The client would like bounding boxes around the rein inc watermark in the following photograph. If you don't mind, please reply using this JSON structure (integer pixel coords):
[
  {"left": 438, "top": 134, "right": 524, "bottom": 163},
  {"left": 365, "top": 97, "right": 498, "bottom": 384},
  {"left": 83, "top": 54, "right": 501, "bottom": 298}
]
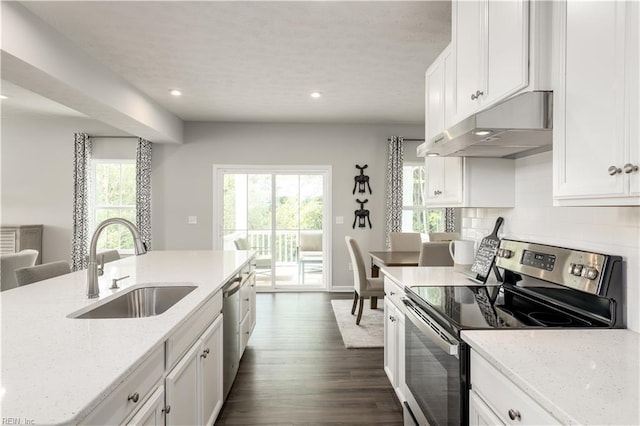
[{"left": 2, "top": 418, "right": 35, "bottom": 425}]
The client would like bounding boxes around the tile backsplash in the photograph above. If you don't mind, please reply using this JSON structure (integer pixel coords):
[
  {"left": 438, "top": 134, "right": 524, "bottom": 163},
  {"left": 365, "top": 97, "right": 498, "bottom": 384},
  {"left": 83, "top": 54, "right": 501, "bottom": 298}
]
[{"left": 460, "top": 152, "right": 640, "bottom": 332}]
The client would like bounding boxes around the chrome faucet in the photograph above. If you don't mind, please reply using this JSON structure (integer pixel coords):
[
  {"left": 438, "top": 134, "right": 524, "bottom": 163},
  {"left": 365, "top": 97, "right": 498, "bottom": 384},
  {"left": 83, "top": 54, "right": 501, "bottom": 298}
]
[{"left": 87, "top": 218, "right": 147, "bottom": 298}]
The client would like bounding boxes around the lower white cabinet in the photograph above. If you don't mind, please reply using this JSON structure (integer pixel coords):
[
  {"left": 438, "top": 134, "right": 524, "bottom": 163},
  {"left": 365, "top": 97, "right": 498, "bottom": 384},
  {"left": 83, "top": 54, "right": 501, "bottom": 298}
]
[
  {"left": 470, "top": 349, "right": 559, "bottom": 425},
  {"left": 239, "top": 270, "right": 256, "bottom": 357},
  {"left": 383, "top": 277, "right": 405, "bottom": 401},
  {"left": 166, "top": 314, "right": 223, "bottom": 426},
  {"left": 469, "top": 389, "right": 504, "bottom": 426},
  {"left": 126, "top": 386, "right": 166, "bottom": 426}
]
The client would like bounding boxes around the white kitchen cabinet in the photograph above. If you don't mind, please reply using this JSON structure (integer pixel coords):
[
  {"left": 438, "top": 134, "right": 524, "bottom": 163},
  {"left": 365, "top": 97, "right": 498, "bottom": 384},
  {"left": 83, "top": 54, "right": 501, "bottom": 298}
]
[
  {"left": 126, "top": 386, "right": 166, "bottom": 426},
  {"left": 239, "top": 270, "right": 256, "bottom": 357},
  {"left": 553, "top": 0, "right": 640, "bottom": 206},
  {"left": 200, "top": 315, "right": 224, "bottom": 425},
  {"left": 166, "top": 314, "right": 224, "bottom": 426},
  {"left": 81, "top": 346, "right": 164, "bottom": 425},
  {"left": 425, "top": 44, "right": 454, "bottom": 142},
  {"left": 383, "top": 298, "right": 398, "bottom": 387},
  {"left": 470, "top": 349, "right": 559, "bottom": 425},
  {"left": 424, "top": 156, "right": 515, "bottom": 208},
  {"left": 452, "top": 0, "right": 530, "bottom": 123},
  {"left": 383, "top": 277, "right": 405, "bottom": 402},
  {"left": 469, "top": 390, "right": 504, "bottom": 426}
]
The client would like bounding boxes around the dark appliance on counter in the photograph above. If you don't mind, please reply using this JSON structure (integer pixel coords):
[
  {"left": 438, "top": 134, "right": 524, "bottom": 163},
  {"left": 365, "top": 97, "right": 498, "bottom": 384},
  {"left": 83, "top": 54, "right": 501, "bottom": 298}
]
[{"left": 402, "top": 239, "right": 624, "bottom": 426}]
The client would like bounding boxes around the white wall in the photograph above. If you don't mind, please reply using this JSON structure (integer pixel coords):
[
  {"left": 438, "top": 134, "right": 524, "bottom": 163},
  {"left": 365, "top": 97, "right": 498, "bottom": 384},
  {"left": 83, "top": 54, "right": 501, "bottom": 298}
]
[
  {"left": 152, "top": 122, "right": 424, "bottom": 289},
  {"left": 1, "top": 114, "right": 131, "bottom": 263},
  {"left": 460, "top": 151, "right": 640, "bottom": 332}
]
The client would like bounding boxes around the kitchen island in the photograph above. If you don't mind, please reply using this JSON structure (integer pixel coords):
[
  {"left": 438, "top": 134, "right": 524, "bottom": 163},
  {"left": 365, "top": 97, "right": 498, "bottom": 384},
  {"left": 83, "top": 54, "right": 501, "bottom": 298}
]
[{"left": 0, "top": 250, "right": 254, "bottom": 425}]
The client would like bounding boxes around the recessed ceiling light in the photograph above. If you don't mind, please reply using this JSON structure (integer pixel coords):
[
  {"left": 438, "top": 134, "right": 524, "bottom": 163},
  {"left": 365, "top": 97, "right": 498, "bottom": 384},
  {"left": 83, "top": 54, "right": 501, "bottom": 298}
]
[
  {"left": 473, "top": 130, "right": 493, "bottom": 136},
  {"left": 169, "top": 89, "right": 182, "bottom": 97},
  {"left": 0, "top": 95, "right": 8, "bottom": 100},
  {"left": 426, "top": 153, "right": 440, "bottom": 157},
  {"left": 310, "top": 92, "right": 322, "bottom": 98}
]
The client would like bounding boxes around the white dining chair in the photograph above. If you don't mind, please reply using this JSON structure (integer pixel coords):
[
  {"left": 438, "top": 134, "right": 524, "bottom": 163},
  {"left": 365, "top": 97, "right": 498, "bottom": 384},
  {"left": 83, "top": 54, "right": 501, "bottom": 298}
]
[
  {"left": 418, "top": 242, "right": 454, "bottom": 267},
  {"left": 389, "top": 232, "right": 422, "bottom": 251},
  {"left": 345, "top": 236, "right": 384, "bottom": 325},
  {"left": 1, "top": 249, "right": 39, "bottom": 291}
]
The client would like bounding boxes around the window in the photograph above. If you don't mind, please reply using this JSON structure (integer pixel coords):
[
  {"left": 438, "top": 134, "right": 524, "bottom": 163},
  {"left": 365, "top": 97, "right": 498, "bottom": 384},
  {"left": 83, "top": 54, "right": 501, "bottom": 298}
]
[
  {"left": 91, "top": 160, "right": 136, "bottom": 253},
  {"left": 402, "top": 163, "right": 445, "bottom": 233}
]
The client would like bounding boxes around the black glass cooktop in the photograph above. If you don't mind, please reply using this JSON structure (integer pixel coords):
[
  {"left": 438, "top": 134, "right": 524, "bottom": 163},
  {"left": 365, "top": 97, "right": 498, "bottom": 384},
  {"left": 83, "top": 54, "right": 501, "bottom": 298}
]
[{"left": 405, "top": 283, "right": 609, "bottom": 336}]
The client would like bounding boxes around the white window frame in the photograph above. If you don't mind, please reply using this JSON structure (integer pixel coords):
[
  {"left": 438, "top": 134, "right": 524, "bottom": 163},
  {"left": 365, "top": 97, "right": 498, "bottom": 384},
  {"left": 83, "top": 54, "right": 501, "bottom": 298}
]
[{"left": 90, "top": 159, "right": 136, "bottom": 254}]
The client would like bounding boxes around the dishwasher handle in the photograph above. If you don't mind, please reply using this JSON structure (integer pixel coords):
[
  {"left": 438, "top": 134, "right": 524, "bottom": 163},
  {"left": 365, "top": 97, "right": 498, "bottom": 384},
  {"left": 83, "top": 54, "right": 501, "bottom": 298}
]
[{"left": 223, "top": 277, "right": 242, "bottom": 297}]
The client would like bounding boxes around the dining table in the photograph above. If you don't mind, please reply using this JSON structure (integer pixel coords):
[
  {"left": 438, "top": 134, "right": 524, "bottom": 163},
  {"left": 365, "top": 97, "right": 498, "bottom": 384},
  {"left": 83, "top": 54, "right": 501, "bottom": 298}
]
[{"left": 368, "top": 251, "right": 419, "bottom": 278}]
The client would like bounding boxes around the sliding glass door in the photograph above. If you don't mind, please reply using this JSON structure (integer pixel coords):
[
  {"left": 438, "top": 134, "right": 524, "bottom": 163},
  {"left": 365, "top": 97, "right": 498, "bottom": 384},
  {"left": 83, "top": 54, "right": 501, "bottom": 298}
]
[{"left": 214, "top": 165, "right": 330, "bottom": 290}]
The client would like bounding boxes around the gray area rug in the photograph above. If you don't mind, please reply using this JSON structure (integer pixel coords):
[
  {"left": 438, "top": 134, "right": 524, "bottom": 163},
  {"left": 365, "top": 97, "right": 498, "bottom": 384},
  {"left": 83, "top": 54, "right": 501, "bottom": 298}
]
[{"left": 331, "top": 299, "right": 384, "bottom": 348}]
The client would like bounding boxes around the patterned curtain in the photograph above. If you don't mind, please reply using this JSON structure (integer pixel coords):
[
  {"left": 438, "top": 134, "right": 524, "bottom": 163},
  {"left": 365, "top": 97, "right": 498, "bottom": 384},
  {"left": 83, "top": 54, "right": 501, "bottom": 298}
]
[
  {"left": 385, "top": 136, "right": 404, "bottom": 248},
  {"left": 445, "top": 208, "right": 456, "bottom": 232},
  {"left": 136, "top": 138, "right": 152, "bottom": 251},
  {"left": 71, "top": 133, "right": 92, "bottom": 271}
]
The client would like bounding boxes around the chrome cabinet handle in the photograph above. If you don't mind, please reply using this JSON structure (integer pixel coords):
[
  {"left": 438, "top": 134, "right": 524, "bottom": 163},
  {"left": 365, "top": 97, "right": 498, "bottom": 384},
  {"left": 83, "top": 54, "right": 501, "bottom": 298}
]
[
  {"left": 389, "top": 315, "right": 396, "bottom": 322},
  {"left": 390, "top": 291, "right": 395, "bottom": 296},
  {"left": 608, "top": 165, "right": 622, "bottom": 175},
  {"left": 162, "top": 405, "right": 171, "bottom": 414},
  {"left": 508, "top": 409, "right": 521, "bottom": 421},
  {"left": 623, "top": 163, "right": 639, "bottom": 174},
  {"left": 470, "top": 90, "right": 484, "bottom": 100},
  {"left": 434, "top": 190, "right": 443, "bottom": 196},
  {"left": 127, "top": 392, "right": 139, "bottom": 403},
  {"left": 201, "top": 347, "right": 210, "bottom": 358}
]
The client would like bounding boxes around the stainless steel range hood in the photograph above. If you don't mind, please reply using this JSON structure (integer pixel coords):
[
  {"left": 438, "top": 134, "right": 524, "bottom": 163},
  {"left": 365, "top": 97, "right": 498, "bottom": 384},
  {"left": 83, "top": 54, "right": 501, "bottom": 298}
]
[{"left": 423, "top": 91, "right": 553, "bottom": 158}]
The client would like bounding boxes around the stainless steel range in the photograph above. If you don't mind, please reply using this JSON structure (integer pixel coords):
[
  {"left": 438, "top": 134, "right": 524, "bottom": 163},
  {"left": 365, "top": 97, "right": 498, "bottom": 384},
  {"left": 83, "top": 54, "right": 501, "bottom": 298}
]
[{"left": 402, "top": 239, "right": 625, "bottom": 426}]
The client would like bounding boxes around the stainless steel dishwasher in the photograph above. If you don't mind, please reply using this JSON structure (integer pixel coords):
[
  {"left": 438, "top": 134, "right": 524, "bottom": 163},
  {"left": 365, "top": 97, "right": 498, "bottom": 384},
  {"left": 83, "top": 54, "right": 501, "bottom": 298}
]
[{"left": 222, "top": 274, "right": 242, "bottom": 398}]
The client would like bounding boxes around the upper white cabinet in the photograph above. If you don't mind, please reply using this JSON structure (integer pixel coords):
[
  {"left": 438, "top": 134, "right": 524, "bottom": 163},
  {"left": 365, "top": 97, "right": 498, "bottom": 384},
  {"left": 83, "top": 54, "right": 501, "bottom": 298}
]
[
  {"left": 453, "top": 0, "right": 530, "bottom": 123},
  {"left": 553, "top": 0, "right": 640, "bottom": 206},
  {"left": 425, "top": 44, "right": 454, "bottom": 141},
  {"left": 424, "top": 157, "right": 515, "bottom": 208}
]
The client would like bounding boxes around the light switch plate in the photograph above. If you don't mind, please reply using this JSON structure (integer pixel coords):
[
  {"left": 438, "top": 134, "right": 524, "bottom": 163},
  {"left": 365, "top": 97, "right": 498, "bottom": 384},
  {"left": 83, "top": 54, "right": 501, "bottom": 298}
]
[
  {"left": 335, "top": 216, "right": 344, "bottom": 225},
  {"left": 188, "top": 216, "right": 197, "bottom": 225}
]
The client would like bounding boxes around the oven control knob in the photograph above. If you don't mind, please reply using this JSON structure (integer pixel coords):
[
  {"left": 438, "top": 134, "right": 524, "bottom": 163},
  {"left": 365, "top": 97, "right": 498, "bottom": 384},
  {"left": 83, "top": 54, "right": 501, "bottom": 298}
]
[
  {"left": 583, "top": 267, "right": 599, "bottom": 280},
  {"left": 569, "top": 263, "right": 584, "bottom": 276}
]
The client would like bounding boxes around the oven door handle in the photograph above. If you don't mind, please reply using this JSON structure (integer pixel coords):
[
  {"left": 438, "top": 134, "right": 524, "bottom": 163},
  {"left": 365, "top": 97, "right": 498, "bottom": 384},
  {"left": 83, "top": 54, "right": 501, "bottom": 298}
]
[{"left": 403, "top": 299, "right": 459, "bottom": 357}]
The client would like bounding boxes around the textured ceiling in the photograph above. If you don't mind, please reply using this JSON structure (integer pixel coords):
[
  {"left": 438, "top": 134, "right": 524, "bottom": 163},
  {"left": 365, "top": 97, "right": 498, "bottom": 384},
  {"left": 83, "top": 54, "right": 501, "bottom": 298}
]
[{"left": 18, "top": 1, "right": 451, "bottom": 124}]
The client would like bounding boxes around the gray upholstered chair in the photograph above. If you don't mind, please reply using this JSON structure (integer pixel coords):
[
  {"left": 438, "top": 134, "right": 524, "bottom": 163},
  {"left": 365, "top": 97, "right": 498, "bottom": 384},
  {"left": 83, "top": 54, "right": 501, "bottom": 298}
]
[
  {"left": 1, "top": 249, "right": 39, "bottom": 291},
  {"left": 418, "top": 242, "right": 454, "bottom": 267},
  {"left": 298, "top": 231, "right": 323, "bottom": 283},
  {"left": 234, "top": 237, "right": 271, "bottom": 272},
  {"left": 15, "top": 260, "right": 71, "bottom": 287},
  {"left": 428, "top": 232, "right": 461, "bottom": 242},
  {"left": 388, "top": 232, "right": 422, "bottom": 251},
  {"left": 345, "top": 236, "right": 384, "bottom": 325}
]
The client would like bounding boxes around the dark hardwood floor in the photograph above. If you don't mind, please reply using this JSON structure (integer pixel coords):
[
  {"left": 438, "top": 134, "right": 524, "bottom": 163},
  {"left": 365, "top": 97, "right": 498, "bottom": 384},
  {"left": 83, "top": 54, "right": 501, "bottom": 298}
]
[{"left": 215, "top": 292, "right": 404, "bottom": 425}]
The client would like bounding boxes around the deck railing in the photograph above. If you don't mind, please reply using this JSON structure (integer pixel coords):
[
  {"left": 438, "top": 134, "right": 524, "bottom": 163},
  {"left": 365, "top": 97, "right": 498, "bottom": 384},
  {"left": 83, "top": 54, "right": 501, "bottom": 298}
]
[{"left": 225, "top": 230, "right": 322, "bottom": 264}]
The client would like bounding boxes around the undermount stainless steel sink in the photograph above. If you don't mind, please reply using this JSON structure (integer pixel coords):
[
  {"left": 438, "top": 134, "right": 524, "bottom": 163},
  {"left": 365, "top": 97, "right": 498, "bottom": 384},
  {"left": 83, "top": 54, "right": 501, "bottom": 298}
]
[{"left": 70, "top": 284, "right": 197, "bottom": 319}]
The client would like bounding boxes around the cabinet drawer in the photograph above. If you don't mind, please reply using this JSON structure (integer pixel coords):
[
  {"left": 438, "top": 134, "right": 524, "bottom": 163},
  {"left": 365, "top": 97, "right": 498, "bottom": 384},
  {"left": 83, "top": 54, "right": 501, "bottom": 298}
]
[
  {"left": 166, "top": 291, "right": 222, "bottom": 370},
  {"left": 81, "top": 345, "right": 164, "bottom": 425},
  {"left": 240, "top": 281, "right": 252, "bottom": 321},
  {"left": 471, "top": 350, "right": 559, "bottom": 425},
  {"left": 384, "top": 277, "right": 404, "bottom": 311}
]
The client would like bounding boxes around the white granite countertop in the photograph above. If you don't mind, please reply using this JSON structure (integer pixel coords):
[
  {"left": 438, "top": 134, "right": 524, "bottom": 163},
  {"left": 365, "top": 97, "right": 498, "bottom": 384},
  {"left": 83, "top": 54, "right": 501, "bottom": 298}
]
[
  {"left": 0, "top": 250, "right": 253, "bottom": 425},
  {"left": 462, "top": 329, "right": 640, "bottom": 425},
  {"left": 381, "top": 265, "right": 501, "bottom": 288}
]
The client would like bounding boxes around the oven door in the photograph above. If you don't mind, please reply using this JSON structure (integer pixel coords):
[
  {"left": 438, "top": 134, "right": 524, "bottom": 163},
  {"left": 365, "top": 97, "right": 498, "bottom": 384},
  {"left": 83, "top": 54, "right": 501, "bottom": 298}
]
[{"left": 402, "top": 297, "right": 467, "bottom": 426}]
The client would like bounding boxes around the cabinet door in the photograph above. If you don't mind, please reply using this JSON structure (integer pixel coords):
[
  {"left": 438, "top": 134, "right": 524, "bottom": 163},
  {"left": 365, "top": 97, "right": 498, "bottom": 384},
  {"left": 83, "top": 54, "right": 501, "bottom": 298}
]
[
  {"left": 166, "top": 342, "right": 200, "bottom": 426},
  {"left": 396, "top": 310, "right": 406, "bottom": 401},
  {"left": 485, "top": 0, "right": 528, "bottom": 106},
  {"left": 554, "top": 1, "right": 627, "bottom": 199},
  {"left": 469, "top": 390, "right": 504, "bottom": 426},
  {"left": 628, "top": 0, "right": 640, "bottom": 197},
  {"left": 383, "top": 299, "right": 398, "bottom": 387},
  {"left": 426, "top": 60, "right": 445, "bottom": 141},
  {"left": 426, "top": 157, "right": 463, "bottom": 206},
  {"left": 454, "top": 0, "right": 483, "bottom": 121},
  {"left": 200, "top": 316, "right": 224, "bottom": 426},
  {"left": 127, "top": 386, "right": 165, "bottom": 426}
]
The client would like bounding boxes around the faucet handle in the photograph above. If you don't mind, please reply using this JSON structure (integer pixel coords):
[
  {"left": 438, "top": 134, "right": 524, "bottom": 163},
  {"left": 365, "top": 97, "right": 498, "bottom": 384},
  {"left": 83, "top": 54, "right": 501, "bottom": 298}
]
[
  {"left": 110, "top": 275, "right": 130, "bottom": 290},
  {"left": 97, "top": 253, "right": 105, "bottom": 276}
]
